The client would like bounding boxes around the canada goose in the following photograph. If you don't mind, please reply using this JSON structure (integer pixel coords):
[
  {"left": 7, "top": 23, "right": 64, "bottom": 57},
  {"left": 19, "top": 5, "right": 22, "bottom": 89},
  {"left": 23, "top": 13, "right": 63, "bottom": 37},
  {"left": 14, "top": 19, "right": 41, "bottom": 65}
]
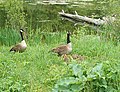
[
  {"left": 10, "top": 29, "right": 27, "bottom": 52},
  {"left": 51, "top": 32, "right": 72, "bottom": 56}
]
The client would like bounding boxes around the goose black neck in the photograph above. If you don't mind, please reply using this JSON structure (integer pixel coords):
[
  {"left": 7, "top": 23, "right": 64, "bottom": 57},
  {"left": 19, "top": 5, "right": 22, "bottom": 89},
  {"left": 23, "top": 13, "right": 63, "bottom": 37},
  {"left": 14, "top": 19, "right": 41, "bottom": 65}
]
[
  {"left": 20, "top": 31, "right": 24, "bottom": 41},
  {"left": 67, "top": 33, "right": 70, "bottom": 44}
]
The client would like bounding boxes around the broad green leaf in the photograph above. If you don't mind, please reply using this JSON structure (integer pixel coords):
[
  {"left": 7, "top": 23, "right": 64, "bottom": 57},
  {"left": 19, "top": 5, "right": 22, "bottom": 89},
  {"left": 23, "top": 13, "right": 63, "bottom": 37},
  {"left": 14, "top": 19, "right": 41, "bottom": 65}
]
[
  {"left": 91, "top": 63, "right": 103, "bottom": 73},
  {"left": 69, "top": 64, "right": 84, "bottom": 80},
  {"left": 70, "top": 84, "right": 85, "bottom": 91},
  {"left": 87, "top": 63, "right": 103, "bottom": 80},
  {"left": 56, "top": 77, "right": 79, "bottom": 86}
]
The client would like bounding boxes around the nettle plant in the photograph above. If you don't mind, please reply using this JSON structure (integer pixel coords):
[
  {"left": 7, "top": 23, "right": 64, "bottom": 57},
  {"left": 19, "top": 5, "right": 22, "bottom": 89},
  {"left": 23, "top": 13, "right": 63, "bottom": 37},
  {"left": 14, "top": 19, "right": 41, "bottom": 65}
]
[{"left": 52, "top": 61, "right": 119, "bottom": 92}]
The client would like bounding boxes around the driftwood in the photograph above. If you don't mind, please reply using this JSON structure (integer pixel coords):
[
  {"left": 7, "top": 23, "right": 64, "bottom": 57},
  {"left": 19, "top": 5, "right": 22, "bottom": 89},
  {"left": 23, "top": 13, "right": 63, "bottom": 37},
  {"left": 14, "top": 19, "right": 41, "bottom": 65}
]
[
  {"left": 42, "top": 0, "right": 68, "bottom": 5},
  {"left": 58, "top": 10, "right": 116, "bottom": 26}
]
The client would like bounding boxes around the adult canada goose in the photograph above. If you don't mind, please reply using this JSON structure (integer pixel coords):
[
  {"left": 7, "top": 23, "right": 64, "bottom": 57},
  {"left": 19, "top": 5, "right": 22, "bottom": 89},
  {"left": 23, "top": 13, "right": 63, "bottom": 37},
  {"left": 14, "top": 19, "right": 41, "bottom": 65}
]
[
  {"left": 10, "top": 29, "right": 27, "bottom": 52},
  {"left": 51, "top": 32, "right": 72, "bottom": 56}
]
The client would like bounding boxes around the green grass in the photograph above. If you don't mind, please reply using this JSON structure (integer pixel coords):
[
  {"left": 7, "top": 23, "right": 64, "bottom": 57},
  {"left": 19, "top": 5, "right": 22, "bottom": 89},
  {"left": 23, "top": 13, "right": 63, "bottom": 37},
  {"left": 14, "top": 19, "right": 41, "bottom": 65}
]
[
  {"left": 0, "top": 30, "right": 120, "bottom": 92},
  {"left": 0, "top": 28, "right": 21, "bottom": 46}
]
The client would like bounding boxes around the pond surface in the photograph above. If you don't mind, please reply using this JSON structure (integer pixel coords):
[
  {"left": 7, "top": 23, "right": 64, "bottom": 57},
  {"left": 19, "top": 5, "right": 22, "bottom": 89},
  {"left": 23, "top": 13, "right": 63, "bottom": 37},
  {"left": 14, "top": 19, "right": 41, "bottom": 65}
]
[{"left": 0, "top": 1, "right": 108, "bottom": 31}]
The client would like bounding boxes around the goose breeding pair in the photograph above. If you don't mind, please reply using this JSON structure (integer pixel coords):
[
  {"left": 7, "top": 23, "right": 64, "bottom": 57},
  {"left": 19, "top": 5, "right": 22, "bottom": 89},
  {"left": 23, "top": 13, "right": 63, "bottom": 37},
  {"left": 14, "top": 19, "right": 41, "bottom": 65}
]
[{"left": 10, "top": 29, "right": 72, "bottom": 56}]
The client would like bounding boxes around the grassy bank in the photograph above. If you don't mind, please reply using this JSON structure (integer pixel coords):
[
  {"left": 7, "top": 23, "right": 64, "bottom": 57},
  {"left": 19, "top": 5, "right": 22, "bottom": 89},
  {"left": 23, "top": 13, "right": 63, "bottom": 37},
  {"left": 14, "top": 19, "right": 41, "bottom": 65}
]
[{"left": 0, "top": 29, "right": 120, "bottom": 91}]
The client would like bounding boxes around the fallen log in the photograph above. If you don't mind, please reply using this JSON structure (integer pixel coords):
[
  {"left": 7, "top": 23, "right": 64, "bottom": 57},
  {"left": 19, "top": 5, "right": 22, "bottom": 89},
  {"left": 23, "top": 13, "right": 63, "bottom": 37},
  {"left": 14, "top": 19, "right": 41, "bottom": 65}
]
[{"left": 58, "top": 10, "right": 116, "bottom": 26}]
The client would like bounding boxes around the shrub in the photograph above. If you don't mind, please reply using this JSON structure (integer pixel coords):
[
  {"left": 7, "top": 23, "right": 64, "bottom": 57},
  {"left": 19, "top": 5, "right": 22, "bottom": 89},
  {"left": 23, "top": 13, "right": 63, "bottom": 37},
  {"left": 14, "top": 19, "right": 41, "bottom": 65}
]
[{"left": 4, "top": 0, "right": 26, "bottom": 30}]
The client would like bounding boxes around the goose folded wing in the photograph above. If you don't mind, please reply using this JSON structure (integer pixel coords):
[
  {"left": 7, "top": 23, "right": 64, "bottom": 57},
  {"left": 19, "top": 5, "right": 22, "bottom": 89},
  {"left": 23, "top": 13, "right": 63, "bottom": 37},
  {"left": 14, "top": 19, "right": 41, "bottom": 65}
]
[{"left": 10, "top": 44, "right": 23, "bottom": 52}]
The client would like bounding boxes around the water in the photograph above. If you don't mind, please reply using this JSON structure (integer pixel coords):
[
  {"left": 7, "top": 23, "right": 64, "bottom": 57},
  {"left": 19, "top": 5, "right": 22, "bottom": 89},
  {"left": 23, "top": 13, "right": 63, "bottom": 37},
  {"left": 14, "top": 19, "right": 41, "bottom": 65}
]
[{"left": 0, "top": 1, "right": 107, "bottom": 31}]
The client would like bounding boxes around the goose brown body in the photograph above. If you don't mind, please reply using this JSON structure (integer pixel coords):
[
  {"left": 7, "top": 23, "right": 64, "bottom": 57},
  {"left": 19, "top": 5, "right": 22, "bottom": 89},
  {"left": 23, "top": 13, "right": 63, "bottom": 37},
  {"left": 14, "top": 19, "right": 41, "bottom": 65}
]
[
  {"left": 51, "top": 32, "right": 72, "bottom": 56},
  {"left": 10, "top": 29, "right": 27, "bottom": 52}
]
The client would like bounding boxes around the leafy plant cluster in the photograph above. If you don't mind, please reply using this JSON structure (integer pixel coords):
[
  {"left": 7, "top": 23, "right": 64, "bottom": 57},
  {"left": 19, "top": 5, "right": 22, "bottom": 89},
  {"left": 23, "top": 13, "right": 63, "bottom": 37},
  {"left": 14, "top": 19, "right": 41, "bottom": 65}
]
[
  {"left": 53, "top": 61, "right": 120, "bottom": 92},
  {"left": 93, "top": 0, "right": 120, "bottom": 44},
  {"left": 0, "top": 54, "right": 29, "bottom": 92},
  {"left": 4, "top": 0, "right": 26, "bottom": 30}
]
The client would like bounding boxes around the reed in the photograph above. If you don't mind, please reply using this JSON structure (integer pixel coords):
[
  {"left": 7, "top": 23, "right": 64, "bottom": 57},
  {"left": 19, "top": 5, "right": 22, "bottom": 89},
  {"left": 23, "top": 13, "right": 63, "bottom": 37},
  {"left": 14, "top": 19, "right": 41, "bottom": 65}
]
[{"left": 0, "top": 28, "right": 20, "bottom": 46}]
